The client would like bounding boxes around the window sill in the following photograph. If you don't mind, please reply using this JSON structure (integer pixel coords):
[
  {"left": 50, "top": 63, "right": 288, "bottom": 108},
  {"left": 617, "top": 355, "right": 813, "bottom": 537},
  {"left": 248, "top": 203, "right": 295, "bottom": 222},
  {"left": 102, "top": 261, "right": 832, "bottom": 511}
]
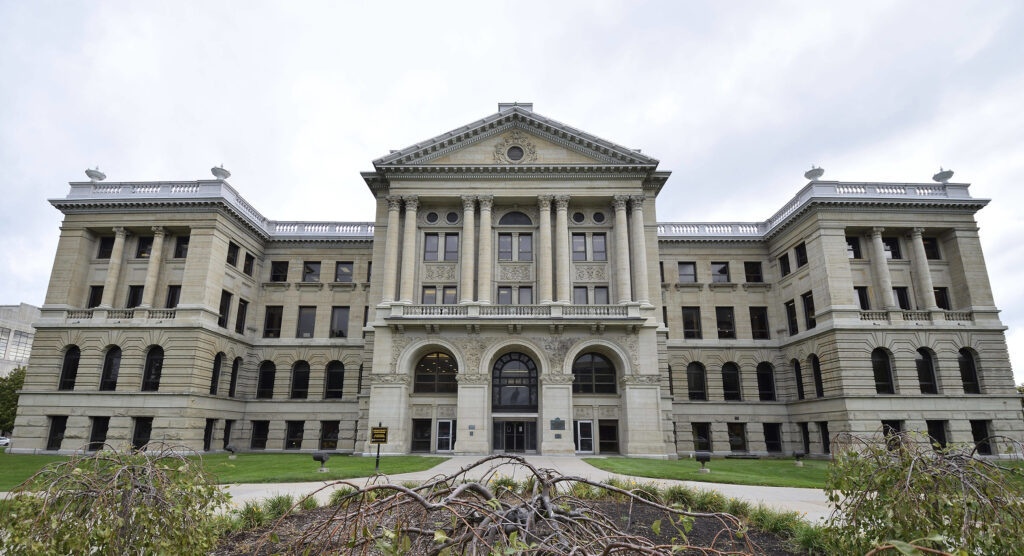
[
  {"left": 261, "top": 282, "right": 291, "bottom": 291},
  {"left": 673, "top": 282, "right": 704, "bottom": 290},
  {"left": 708, "top": 282, "right": 738, "bottom": 291},
  {"left": 328, "top": 282, "right": 358, "bottom": 292},
  {"left": 295, "top": 282, "right": 324, "bottom": 291},
  {"left": 741, "top": 283, "right": 772, "bottom": 292}
]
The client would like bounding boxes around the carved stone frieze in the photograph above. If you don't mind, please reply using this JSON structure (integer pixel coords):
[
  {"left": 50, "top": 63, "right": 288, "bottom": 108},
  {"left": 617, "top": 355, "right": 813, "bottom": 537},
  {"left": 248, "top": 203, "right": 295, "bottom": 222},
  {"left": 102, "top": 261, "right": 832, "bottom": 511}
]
[
  {"left": 438, "top": 405, "right": 457, "bottom": 418},
  {"left": 613, "top": 334, "right": 641, "bottom": 369},
  {"left": 541, "top": 373, "right": 574, "bottom": 385},
  {"left": 573, "top": 263, "right": 607, "bottom": 282},
  {"left": 451, "top": 336, "right": 488, "bottom": 372},
  {"left": 493, "top": 130, "right": 538, "bottom": 164},
  {"left": 371, "top": 374, "right": 411, "bottom": 385},
  {"left": 411, "top": 405, "right": 432, "bottom": 418},
  {"left": 620, "top": 374, "right": 660, "bottom": 385},
  {"left": 423, "top": 263, "right": 457, "bottom": 282},
  {"left": 541, "top": 337, "right": 575, "bottom": 367},
  {"left": 498, "top": 263, "right": 533, "bottom": 281},
  {"left": 456, "top": 373, "right": 489, "bottom": 384}
]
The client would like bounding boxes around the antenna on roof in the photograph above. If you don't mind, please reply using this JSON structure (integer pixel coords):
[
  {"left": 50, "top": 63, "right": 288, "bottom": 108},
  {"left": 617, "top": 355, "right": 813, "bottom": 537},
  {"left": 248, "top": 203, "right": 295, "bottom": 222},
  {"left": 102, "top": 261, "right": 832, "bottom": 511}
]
[
  {"left": 804, "top": 165, "right": 825, "bottom": 181},
  {"left": 85, "top": 167, "right": 106, "bottom": 182},
  {"left": 932, "top": 167, "right": 954, "bottom": 183},
  {"left": 211, "top": 164, "right": 231, "bottom": 180}
]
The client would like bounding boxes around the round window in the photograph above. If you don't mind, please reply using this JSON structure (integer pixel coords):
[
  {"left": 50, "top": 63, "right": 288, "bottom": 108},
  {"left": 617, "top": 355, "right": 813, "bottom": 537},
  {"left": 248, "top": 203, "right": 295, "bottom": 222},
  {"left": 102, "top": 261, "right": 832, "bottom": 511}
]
[
  {"left": 446, "top": 212, "right": 459, "bottom": 224},
  {"left": 593, "top": 212, "right": 606, "bottom": 223},
  {"left": 572, "top": 212, "right": 586, "bottom": 224},
  {"left": 425, "top": 212, "right": 439, "bottom": 224},
  {"left": 507, "top": 146, "right": 525, "bottom": 161}
]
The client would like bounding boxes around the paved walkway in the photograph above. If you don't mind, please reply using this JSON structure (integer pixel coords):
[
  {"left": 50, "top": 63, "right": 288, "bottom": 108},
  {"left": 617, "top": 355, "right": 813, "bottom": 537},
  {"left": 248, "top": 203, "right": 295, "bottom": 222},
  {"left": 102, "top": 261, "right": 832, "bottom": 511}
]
[{"left": 223, "top": 456, "right": 832, "bottom": 522}]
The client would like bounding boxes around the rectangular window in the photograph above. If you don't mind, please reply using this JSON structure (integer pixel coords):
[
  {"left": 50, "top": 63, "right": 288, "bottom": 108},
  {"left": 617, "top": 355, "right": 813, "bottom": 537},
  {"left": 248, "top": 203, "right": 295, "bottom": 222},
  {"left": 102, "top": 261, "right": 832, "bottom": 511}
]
[
  {"left": 573, "top": 286, "right": 588, "bottom": 305},
  {"left": 854, "top": 286, "right": 870, "bottom": 310},
  {"left": 366, "top": 261, "right": 372, "bottom": 281},
  {"left": 126, "top": 285, "right": 144, "bottom": 309},
  {"left": 778, "top": 253, "right": 791, "bottom": 277},
  {"left": 763, "top": 423, "right": 783, "bottom": 453},
  {"left": 443, "top": 233, "right": 459, "bottom": 261},
  {"left": 97, "top": 236, "right": 114, "bottom": 259},
  {"left": 572, "top": 233, "right": 587, "bottom": 261},
  {"left": 329, "top": 306, "right": 350, "bottom": 338},
  {"left": 284, "top": 421, "right": 304, "bottom": 450},
  {"left": 257, "top": 365, "right": 275, "bottom": 398},
  {"left": 223, "top": 420, "right": 234, "bottom": 450},
  {"left": 226, "top": 242, "right": 239, "bottom": 266},
  {"left": 801, "top": 291, "right": 816, "bottom": 329},
  {"left": 87, "top": 285, "right": 104, "bottom": 309},
  {"left": 819, "top": 422, "right": 830, "bottom": 454},
  {"left": 164, "top": 285, "right": 181, "bottom": 309},
  {"left": 132, "top": 417, "right": 153, "bottom": 450},
  {"left": 934, "top": 287, "right": 951, "bottom": 310},
  {"left": 678, "top": 262, "right": 697, "bottom": 283},
  {"left": 250, "top": 421, "right": 269, "bottom": 450},
  {"left": 727, "top": 423, "right": 747, "bottom": 452},
  {"left": 744, "top": 261, "right": 763, "bottom": 283},
  {"left": 687, "top": 364, "right": 707, "bottom": 400},
  {"left": 922, "top": 237, "right": 941, "bottom": 260},
  {"left": 217, "top": 290, "right": 232, "bottom": 328},
  {"left": 591, "top": 233, "right": 607, "bottom": 261},
  {"left": 302, "top": 261, "right": 321, "bottom": 282},
  {"left": 692, "top": 422, "right": 712, "bottom": 452},
  {"left": 785, "top": 300, "right": 799, "bottom": 335},
  {"left": 800, "top": 422, "right": 811, "bottom": 454},
  {"left": 794, "top": 242, "right": 808, "bottom": 267},
  {"left": 89, "top": 416, "right": 109, "bottom": 451},
  {"left": 269, "top": 261, "right": 288, "bottom": 282},
  {"left": 424, "top": 233, "right": 439, "bottom": 261},
  {"left": 893, "top": 287, "right": 911, "bottom": 310},
  {"left": 593, "top": 286, "right": 609, "bottom": 305},
  {"left": 926, "top": 420, "right": 948, "bottom": 450},
  {"left": 204, "top": 419, "right": 216, "bottom": 451},
  {"left": 263, "top": 306, "right": 283, "bottom": 338},
  {"left": 846, "top": 236, "right": 862, "bottom": 259},
  {"left": 749, "top": 307, "right": 770, "bottom": 339},
  {"left": 173, "top": 235, "right": 189, "bottom": 258},
  {"left": 711, "top": 262, "right": 730, "bottom": 283},
  {"left": 362, "top": 306, "right": 369, "bottom": 338},
  {"left": 498, "top": 233, "right": 513, "bottom": 260},
  {"left": 136, "top": 236, "right": 154, "bottom": 259},
  {"left": 519, "top": 287, "right": 534, "bottom": 305},
  {"left": 320, "top": 421, "right": 340, "bottom": 450},
  {"left": 442, "top": 286, "right": 457, "bottom": 304},
  {"left": 518, "top": 233, "right": 533, "bottom": 261},
  {"left": 296, "top": 306, "right": 316, "bottom": 338},
  {"left": 682, "top": 307, "right": 702, "bottom": 339},
  {"left": 883, "top": 237, "right": 902, "bottom": 259},
  {"left": 235, "top": 299, "right": 248, "bottom": 334},
  {"left": 659, "top": 262, "right": 665, "bottom": 282},
  {"left": 716, "top": 307, "right": 736, "bottom": 339},
  {"left": 882, "top": 420, "right": 903, "bottom": 450},
  {"left": 422, "top": 286, "right": 437, "bottom": 304},
  {"left": 970, "top": 420, "right": 992, "bottom": 455},
  {"left": 47, "top": 416, "right": 68, "bottom": 451},
  {"left": 243, "top": 253, "right": 255, "bottom": 276}
]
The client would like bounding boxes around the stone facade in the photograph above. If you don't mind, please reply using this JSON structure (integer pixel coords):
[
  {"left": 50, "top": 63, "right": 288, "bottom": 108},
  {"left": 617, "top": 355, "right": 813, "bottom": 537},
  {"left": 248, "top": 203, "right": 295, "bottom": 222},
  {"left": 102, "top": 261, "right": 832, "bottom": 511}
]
[
  {"left": 0, "top": 303, "right": 40, "bottom": 379},
  {"left": 10, "top": 103, "right": 1022, "bottom": 459}
]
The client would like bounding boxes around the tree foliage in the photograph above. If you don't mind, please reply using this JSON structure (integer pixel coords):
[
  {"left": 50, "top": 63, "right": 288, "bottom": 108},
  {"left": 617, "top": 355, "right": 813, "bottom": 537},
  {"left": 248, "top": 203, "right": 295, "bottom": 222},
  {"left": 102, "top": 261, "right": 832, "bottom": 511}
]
[{"left": 0, "top": 366, "right": 26, "bottom": 434}]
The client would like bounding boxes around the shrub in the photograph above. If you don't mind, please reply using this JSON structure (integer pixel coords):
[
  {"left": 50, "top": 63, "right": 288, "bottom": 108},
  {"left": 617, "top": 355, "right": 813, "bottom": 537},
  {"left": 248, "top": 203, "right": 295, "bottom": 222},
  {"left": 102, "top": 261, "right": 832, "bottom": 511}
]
[
  {"left": 299, "top": 494, "right": 320, "bottom": 511},
  {"left": 748, "top": 504, "right": 801, "bottom": 536},
  {"left": 235, "top": 500, "right": 268, "bottom": 529},
  {"left": 690, "top": 488, "right": 726, "bottom": 512},
  {"left": 723, "top": 497, "right": 752, "bottom": 519},
  {"left": 328, "top": 486, "right": 357, "bottom": 507},
  {"left": 0, "top": 444, "right": 228, "bottom": 555},
  {"left": 491, "top": 475, "right": 519, "bottom": 495},
  {"left": 262, "top": 494, "right": 294, "bottom": 520},
  {"left": 661, "top": 484, "right": 696, "bottom": 507}
]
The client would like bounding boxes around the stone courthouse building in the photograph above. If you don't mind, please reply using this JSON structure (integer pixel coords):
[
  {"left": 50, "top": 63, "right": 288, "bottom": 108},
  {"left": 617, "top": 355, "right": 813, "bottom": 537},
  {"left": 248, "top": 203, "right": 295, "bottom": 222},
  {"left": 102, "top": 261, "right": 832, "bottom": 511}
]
[{"left": 11, "top": 103, "right": 1022, "bottom": 458}]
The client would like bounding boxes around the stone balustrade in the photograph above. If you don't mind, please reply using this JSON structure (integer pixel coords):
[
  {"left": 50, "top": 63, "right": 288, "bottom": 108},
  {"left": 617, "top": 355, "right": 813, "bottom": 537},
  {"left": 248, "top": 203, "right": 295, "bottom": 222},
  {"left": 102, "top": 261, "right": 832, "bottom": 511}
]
[{"left": 387, "top": 304, "right": 639, "bottom": 319}]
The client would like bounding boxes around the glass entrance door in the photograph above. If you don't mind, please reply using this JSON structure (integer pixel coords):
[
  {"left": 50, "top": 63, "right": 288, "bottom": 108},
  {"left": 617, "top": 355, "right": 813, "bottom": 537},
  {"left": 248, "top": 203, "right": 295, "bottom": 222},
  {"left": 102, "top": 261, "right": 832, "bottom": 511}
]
[
  {"left": 504, "top": 421, "right": 525, "bottom": 452},
  {"left": 575, "top": 420, "right": 594, "bottom": 453},
  {"left": 436, "top": 419, "right": 455, "bottom": 452}
]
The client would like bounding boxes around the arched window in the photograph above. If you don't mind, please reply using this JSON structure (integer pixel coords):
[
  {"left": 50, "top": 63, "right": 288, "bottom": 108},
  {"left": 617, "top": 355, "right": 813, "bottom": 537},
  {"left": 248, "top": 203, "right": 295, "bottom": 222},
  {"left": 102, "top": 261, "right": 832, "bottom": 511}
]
[
  {"left": 228, "top": 357, "right": 241, "bottom": 398},
  {"left": 498, "top": 211, "right": 533, "bottom": 226},
  {"left": 256, "top": 361, "right": 276, "bottom": 399},
  {"left": 99, "top": 346, "right": 121, "bottom": 391},
  {"left": 792, "top": 359, "right": 805, "bottom": 400},
  {"left": 324, "top": 360, "right": 345, "bottom": 399},
  {"left": 414, "top": 352, "right": 458, "bottom": 393},
  {"left": 686, "top": 362, "right": 707, "bottom": 401},
  {"left": 958, "top": 349, "right": 981, "bottom": 394},
  {"left": 209, "top": 352, "right": 224, "bottom": 395},
  {"left": 916, "top": 349, "right": 938, "bottom": 394},
  {"left": 141, "top": 346, "right": 164, "bottom": 391},
  {"left": 572, "top": 353, "right": 617, "bottom": 394},
  {"left": 810, "top": 354, "right": 824, "bottom": 398},
  {"left": 756, "top": 362, "right": 776, "bottom": 401},
  {"left": 492, "top": 352, "right": 537, "bottom": 411},
  {"left": 872, "top": 349, "right": 895, "bottom": 394},
  {"left": 291, "top": 360, "right": 310, "bottom": 399},
  {"left": 722, "top": 363, "right": 741, "bottom": 401},
  {"left": 58, "top": 346, "right": 80, "bottom": 391}
]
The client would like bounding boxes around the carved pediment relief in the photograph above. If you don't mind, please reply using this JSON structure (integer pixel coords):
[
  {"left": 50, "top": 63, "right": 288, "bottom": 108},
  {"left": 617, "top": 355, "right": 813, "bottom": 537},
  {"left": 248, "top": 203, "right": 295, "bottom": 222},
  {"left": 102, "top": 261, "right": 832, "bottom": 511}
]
[{"left": 427, "top": 129, "right": 606, "bottom": 166}]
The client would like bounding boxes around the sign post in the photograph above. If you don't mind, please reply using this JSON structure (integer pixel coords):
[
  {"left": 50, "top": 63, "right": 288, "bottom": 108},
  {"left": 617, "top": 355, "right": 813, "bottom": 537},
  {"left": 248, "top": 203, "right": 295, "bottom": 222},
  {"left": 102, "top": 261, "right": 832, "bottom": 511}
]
[{"left": 370, "top": 422, "right": 388, "bottom": 473}]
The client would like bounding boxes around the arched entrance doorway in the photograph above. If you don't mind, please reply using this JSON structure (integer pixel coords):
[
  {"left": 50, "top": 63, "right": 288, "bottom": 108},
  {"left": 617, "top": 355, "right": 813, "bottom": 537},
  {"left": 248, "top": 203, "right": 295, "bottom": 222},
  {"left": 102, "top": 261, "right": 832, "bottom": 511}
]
[{"left": 491, "top": 352, "right": 538, "bottom": 453}]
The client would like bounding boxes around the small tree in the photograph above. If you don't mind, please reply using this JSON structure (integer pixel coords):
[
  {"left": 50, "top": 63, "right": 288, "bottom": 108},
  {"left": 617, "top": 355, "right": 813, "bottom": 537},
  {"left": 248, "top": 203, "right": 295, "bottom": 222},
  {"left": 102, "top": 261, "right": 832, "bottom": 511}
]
[{"left": 0, "top": 366, "right": 26, "bottom": 435}]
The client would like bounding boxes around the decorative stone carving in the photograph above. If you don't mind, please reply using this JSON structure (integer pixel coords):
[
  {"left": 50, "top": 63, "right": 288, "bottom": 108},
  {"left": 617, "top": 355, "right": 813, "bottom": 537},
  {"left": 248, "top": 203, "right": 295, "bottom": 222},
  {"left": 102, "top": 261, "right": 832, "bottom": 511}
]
[
  {"left": 371, "top": 374, "right": 411, "bottom": 385},
  {"left": 478, "top": 195, "right": 494, "bottom": 211},
  {"left": 554, "top": 195, "right": 570, "bottom": 210},
  {"left": 620, "top": 374, "right": 660, "bottom": 385},
  {"left": 493, "top": 130, "right": 538, "bottom": 164},
  {"left": 403, "top": 195, "right": 419, "bottom": 212},
  {"left": 629, "top": 194, "right": 646, "bottom": 206},
  {"left": 438, "top": 405, "right": 457, "bottom": 418},
  {"left": 498, "top": 263, "right": 532, "bottom": 282},
  {"left": 452, "top": 337, "right": 488, "bottom": 371},
  {"left": 412, "top": 405, "right": 432, "bottom": 418},
  {"left": 423, "top": 263, "right": 457, "bottom": 282},
  {"left": 456, "top": 373, "right": 489, "bottom": 384},
  {"left": 541, "top": 373, "right": 574, "bottom": 385},
  {"left": 613, "top": 334, "right": 641, "bottom": 369},
  {"left": 573, "top": 263, "right": 607, "bottom": 281},
  {"left": 538, "top": 195, "right": 552, "bottom": 210},
  {"left": 386, "top": 196, "right": 403, "bottom": 211},
  {"left": 612, "top": 195, "right": 630, "bottom": 211},
  {"left": 598, "top": 406, "right": 620, "bottom": 418},
  {"left": 541, "top": 337, "right": 575, "bottom": 366},
  {"left": 461, "top": 195, "right": 476, "bottom": 211}
]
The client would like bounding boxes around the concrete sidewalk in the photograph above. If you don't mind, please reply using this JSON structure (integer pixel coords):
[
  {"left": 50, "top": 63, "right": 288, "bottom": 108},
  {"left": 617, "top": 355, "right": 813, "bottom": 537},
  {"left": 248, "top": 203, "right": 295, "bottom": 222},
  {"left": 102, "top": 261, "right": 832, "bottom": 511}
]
[{"left": 222, "top": 455, "right": 832, "bottom": 522}]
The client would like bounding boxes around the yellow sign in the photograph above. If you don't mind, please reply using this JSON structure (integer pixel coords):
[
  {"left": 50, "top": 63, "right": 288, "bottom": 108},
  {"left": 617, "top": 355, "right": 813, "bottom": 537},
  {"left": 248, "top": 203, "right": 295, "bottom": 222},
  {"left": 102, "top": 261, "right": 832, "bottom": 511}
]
[{"left": 370, "top": 427, "right": 388, "bottom": 444}]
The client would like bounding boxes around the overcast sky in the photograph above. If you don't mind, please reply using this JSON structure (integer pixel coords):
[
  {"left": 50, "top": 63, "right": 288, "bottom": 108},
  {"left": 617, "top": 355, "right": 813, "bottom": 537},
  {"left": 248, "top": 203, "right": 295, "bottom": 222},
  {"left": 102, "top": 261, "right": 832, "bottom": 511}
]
[{"left": 1, "top": 1, "right": 1021, "bottom": 383}]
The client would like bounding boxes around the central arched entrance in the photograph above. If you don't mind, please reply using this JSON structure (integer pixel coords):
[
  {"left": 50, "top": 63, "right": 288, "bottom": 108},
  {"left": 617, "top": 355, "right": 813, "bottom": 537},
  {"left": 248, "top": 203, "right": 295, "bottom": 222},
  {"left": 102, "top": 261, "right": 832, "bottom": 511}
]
[{"left": 491, "top": 352, "right": 538, "bottom": 453}]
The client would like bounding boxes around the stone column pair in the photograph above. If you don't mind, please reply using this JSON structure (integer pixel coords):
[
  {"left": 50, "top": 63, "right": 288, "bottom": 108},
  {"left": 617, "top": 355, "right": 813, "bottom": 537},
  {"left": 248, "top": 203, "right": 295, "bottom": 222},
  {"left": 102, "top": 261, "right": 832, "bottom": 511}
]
[
  {"left": 139, "top": 227, "right": 167, "bottom": 308},
  {"left": 99, "top": 227, "right": 128, "bottom": 308}
]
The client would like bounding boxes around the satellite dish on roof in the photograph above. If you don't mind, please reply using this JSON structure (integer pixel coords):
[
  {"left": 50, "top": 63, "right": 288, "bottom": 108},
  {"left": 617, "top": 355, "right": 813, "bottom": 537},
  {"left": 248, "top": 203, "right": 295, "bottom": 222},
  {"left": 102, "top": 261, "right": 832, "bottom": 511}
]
[
  {"left": 804, "top": 166, "right": 825, "bottom": 181},
  {"left": 85, "top": 167, "right": 106, "bottom": 182},
  {"left": 211, "top": 165, "right": 231, "bottom": 180},
  {"left": 932, "top": 167, "right": 954, "bottom": 183}
]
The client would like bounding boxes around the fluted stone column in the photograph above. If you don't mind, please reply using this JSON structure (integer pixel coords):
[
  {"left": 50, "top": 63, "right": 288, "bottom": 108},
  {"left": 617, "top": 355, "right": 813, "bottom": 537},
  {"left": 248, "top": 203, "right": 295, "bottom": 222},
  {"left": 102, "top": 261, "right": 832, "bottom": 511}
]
[
  {"left": 99, "top": 227, "right": 128, "bottom": 308},
  {"left": 612, "top": 195, "right": 633, "bottom": 304},
  {"left": 538, "top": 195, "right": 554, "bottom": 304},
  {"left": 477, "top": 195, "right": 493, "bottom": 303},
  {"left": 870, "top": 227, "right": 896, "bottom": 309},
  {"left": 909, "top": 227, "right": 938, "bottom": 310},
  {"left": 460, "top": 195, "right": 476, "bottom": 303},
  {"left": 139, "top": 226, "right": 166, "bottom": 308},
  {"left": 554, "top": 195, "right": 571, "bottom": 303},
  {"left": 398, "top": 196, "right": 419, "bottom": 303},
  {"left": 381, "top": 196, "right": 402, "bottom": 303},
  {"left": 629, "top": 196, "right": 650, "bottom": 305}
]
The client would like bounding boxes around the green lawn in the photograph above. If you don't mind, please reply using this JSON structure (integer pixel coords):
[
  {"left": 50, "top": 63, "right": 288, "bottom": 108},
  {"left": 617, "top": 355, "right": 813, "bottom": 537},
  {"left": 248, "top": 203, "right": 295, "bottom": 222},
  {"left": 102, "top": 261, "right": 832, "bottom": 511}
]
[
  {"left": 583, "top": 457, "right": 831, "bottom": 489},
  {"left": 0, "top": 451, "right": 446, "bottom": 491}
]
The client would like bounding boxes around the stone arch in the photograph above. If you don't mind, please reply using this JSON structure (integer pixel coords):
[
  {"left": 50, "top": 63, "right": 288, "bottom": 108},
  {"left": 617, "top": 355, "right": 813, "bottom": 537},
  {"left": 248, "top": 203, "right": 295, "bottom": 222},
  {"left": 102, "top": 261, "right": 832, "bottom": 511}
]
[
  {"left": 396, "top": 338, "right": 466, "bottom": 379},
  {"left": 479, "top": 338, "right": 549, "bottom": 376},
  {"left": 561, "top": 339, "right": 632, "bottom": 377}
]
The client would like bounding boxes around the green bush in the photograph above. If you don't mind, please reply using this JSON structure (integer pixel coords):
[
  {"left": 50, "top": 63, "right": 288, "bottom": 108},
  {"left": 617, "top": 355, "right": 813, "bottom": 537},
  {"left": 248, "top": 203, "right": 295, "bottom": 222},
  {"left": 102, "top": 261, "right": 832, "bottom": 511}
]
[
  {"left": 329, "top": 485, "right": 357, "bottom": 506},
  {"left": 299, "top": 494, "right": 320, "bottom": 511},
  {"left": 0, "top": 445, "right": 228, "bottom": 555},
  {"left": 661, "top": 484, "right": 696, "bottom": 507},
  {"left": 262, "top": 494, "right": 295, "bottom": 520}
]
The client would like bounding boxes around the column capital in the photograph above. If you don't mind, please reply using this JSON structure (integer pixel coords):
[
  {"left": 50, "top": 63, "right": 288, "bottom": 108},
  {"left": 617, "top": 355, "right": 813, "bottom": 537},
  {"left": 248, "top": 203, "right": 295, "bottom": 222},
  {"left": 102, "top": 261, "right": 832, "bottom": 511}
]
[
  {"left": 151, "top": 226, "right": 167, "bottom": 237},
  {"left": 386, "top": 196, "right": 403, "bottom": 211},
  {"left": 909, "top": 227, "right": 925, "bottom": 237},
  {"left": 477, "top": 195, "right": 493, "bottom": 211},
  {"left": 538, "top": 194, "right": 553, "bottom": 210},
  {"left": 870, "top": 227, "right": 885, "bottom": 237},
  {"left": 553, "top": 195, "right": 570, "bottom": 210},
  {"left": 113, "top": 226, "right": 128, "bottom": 237},
  {"left": 461, "top": 195, "right": 476, "bottom": 210},
  {"left": 403, "top": 195, "right": 419, "bottom": 212},
  {"left": 629, "top": 194, "right": 646, "bottom": 207},
  {"left": 612, "top": 195, "right": 630, "bottom": 211}
]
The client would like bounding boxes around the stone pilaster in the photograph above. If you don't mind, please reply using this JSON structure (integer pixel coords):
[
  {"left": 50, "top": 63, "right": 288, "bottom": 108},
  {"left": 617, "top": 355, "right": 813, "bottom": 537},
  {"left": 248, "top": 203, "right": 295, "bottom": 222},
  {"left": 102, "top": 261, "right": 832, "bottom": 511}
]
[
  {"left": 99, "top": 227, "right": 128, "bottom": 308},
  {"left": 537, "top": 195, "right": 554, "bottom": 304},
  {"left": 460, "top": 195, "right": 476, "bottom": 303},
  {"left": 554, "top": 195, "right": 571, "bottom": 303},
  {"left": 381, "top": 196, "right": 402, "bottom": 303},
  {"left": 629, "top": 195, "right": 650, "bottom": 305},
  {"left": 477, "top": 195, "right": 493, "bottom": 303},
  {"left": 869, "top": 227, "right": 896, "bottom": 309},
  {"left": 139, "top": 226, "right": 166, "bottom": 308},
  {"left": 398, "top": 196, "right": 419, "bottom": 303},
  {"left": 909, "top": 228, "right": 937, "bottom": 310},
  {"left": 612, "top": 195, "right": 633, "bottom": 304}
]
